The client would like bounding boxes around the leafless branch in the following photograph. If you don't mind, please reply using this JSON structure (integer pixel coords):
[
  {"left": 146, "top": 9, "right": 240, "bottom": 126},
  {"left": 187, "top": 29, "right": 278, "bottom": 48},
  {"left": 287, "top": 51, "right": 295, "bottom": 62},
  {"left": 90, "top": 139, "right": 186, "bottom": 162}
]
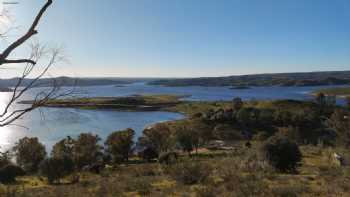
[
  {"left": 0, "top": 0, "right": 53, "bottom": 65},
  {"left": 0, "top": 0, "right": 75, "bottom": 127}
]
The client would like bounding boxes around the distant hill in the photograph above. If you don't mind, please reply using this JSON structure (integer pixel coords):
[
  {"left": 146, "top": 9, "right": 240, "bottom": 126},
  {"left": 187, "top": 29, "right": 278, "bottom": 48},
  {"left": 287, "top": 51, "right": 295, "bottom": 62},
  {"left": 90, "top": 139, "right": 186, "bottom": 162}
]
[
  {"left": 148, "top": 71, "right": 350, "bottom": 87},
  {"left": 0, "top": 77, "right": 137, "bottom": 88}
]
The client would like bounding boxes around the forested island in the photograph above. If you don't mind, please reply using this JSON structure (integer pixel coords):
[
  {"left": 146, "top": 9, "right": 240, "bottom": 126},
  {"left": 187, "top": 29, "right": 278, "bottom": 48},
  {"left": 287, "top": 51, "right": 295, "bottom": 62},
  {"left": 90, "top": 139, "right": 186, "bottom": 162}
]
[
  {"left": 149, "top": 71, "right": 350, "bottom": 87},
  {"left": 20, "top": 95, "right": 185, "bottom": 111}
]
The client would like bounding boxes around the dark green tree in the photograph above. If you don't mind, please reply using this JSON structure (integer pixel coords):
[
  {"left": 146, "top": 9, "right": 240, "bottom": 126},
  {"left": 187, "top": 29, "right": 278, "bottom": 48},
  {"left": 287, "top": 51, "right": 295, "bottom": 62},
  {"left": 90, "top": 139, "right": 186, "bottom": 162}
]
[
  {"left": 175, "top": 126, "right": 200, "bottom": 155},
  {"left": 73, "top": 133, "right": 102, "bottom": 169},
  {"left": 262, "top": 136, "right": 302, "bottom": 173},
  {"left": 326, "top": 109, "right": 350, "bottom": 146},
  {"left": 40, "top": 157, "right": 74, "bottom": 184},
  {"left": 138, "top": 124, "right": 175, "bottom": 155},
  {"left": 51, "top": 136, "right": 75, "bottom": 160},
  {"left": 13, "top": 137, "right": 47, "bottom": 172},
  {"left": 232, "top": 97, "right": 244, "bottom": 111},
  {"left": 105, "top": 128, "right": 135, "bottom": 162},
  {"left": 0, "top": 165, "right": 25, "bottom": 183}
]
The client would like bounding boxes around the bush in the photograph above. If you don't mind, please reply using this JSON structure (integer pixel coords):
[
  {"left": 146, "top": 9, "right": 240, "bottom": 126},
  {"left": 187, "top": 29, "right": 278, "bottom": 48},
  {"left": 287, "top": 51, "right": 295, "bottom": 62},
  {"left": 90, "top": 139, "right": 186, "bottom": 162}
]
[
  {"left": 165, "top": 161, "right": 212, "bottom": 185},
  {"left": 0, "top": 165, "right": 25, "bottom": 183},
  {"left": 158, "top": 152, "right": 178, "bottom": 165},
  {"left": 73, "top": 133, "right": 102, "bottom": 169},
  {"left": 13, "top": 137, "right": 47, "bottom": 172},
  {"left": 232, "top": 97, "right": 244, "bottom": 111},
  {"left": 262, "top": 136, "right": 302, "bottom": 173},
  {"left": 138, "top": 147, "right": 158, "bottom": 161},
  {"left": 105, "top": 128, "right": 135, "bottom": 162},
  {"left": 0, "top": 150, "right": 11, "bottom": 168},
  {"left": 175, "top": 126, "right": 200, "bottom": 154},
  {"left": 40, "top": 157, "right": 74, "bottom": 184},
  {"left": 138, "top": 124, "right": 175, "bottom": 154},
  {"left": 51, "top": 136, "right": 75, "bottom": 160}
]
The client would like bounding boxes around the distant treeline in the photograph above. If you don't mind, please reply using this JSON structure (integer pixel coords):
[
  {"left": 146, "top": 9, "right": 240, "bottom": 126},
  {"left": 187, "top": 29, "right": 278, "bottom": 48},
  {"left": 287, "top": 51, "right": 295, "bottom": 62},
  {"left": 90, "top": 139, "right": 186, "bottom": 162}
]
[
  {"left": 0, "top": 77, "right": 135, "bottom": 88},
  {"left": 149, "top": 71, "right": 350, "bottom": 87}
]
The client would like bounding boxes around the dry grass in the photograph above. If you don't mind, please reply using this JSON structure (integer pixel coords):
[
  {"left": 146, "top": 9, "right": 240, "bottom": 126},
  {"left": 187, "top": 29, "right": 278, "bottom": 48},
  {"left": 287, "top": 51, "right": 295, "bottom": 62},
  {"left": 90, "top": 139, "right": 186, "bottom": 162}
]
[{"left": 0, "top": 145, "right": 349, "bottom": 197}]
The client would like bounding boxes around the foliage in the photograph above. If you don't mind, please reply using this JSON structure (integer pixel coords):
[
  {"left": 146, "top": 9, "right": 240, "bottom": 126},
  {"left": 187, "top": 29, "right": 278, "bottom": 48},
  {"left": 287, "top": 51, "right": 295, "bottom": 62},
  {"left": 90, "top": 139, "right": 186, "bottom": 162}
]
[
  {"left": 13, "top": 137, "right": 47, "bottom": 172},
  {"left": 105, "top": 128, "right": 135, "bottom": 162},
  {"left": 0, "top": 165, "right": 25, "bottom": 183},
  {"left": 138, "top": 147, "right": 158, "bottom": 161},
  {"left": 51, "top": 136, "right": 75, "bottom": 160},
  {"left": 262, "top": 136, "right": 302, "bottom": 172},
  {"left": 236, "top": 107, "right": 259, "bottom": 127},
  {"left": 232, "top": 97, "right": 244, "bottom": 111},
  {"left": 315, "top": 92, "right": 327, "bottom": 106},
  {"left": 73, "top": 133, "right": 102, "bottom": 169},
  {"left": 40, "top": 157, "right": 74, "bottom": 184},
  {"left": 326, "top": 109, "right": 350, "bottom": 146},
  {"left": 175, "top": 126, "right": 200, "bottom": 154},
  {"left": 276, "top": 126, "right": 301, "bottom": 142},
  {"left": 0, "top": 150, "right": 12, "bottom": 168},
  {"left": 159, "top": 151, "right": 178, "bottom": 165},
  {"left": 138, "top": 124, "right": 175, "bottom": 154},
  {"left": 213, "top": 124, "right": 243, "bottom": 140},
  {"left": 165, "top": 161, "right": 212, "bottom": 185}
]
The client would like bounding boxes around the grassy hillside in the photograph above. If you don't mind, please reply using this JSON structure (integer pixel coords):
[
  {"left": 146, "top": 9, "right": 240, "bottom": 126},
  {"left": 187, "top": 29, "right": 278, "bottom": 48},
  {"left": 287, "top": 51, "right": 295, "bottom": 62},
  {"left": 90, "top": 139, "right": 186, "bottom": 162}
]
[
  {"left": 1, "top": 144, "right": 349, "bottom": 197},
  {"left": 148, "top": 71, "right": 350, "bottom": 87}
]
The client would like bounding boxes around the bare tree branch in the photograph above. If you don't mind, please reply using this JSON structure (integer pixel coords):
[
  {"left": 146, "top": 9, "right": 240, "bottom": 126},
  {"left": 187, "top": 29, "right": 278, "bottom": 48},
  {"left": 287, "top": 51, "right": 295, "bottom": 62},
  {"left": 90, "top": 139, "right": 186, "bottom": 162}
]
[
  {"left": 2, "top": 59, "right": 36, "bottom": 65},
  {"left": 0, "top": 0, "right": 53, "bottom": 65},
  {"left": 0, "top": 0, "right": 76, "bottom": 127}
]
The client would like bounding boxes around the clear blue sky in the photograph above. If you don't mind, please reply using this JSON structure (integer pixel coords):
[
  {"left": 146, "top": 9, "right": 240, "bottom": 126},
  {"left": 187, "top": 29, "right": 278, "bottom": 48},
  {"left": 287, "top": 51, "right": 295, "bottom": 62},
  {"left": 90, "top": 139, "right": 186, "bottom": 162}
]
[{"left": 3, "top": 0, "right": 350, "bottom": 77}]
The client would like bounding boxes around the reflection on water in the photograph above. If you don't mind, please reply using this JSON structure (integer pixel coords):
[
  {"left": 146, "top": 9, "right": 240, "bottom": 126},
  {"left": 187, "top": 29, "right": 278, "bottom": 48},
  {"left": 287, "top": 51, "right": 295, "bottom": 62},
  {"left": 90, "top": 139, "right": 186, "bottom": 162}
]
[{"left": 0, "top": 83, "right": 346, "bottom": 151}]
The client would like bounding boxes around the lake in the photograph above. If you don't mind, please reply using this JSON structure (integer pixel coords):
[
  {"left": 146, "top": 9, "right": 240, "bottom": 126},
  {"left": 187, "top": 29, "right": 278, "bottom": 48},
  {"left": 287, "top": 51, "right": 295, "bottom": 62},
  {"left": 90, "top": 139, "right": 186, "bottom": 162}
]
[{"left": 0, "top": 83, "right": 346, "bottom": 151}]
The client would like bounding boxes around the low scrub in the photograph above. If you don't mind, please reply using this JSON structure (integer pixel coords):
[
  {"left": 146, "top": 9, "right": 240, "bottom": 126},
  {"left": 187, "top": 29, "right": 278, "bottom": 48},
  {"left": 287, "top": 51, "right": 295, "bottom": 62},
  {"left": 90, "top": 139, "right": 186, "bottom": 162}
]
[{"left": 165, "top": 160, "right": 212, "bottom": 185}]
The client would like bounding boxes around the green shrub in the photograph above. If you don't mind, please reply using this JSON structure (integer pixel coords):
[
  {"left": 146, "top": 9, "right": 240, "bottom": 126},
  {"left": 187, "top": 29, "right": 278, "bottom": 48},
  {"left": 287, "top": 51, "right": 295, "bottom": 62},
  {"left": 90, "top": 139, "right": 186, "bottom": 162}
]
[
  {"left": 13, "top": 137, "right": 47, "bottom": 172},
  {"left": 105, "top": 128, "right": 135, "bottom": 162},
  {"left": 73, "top": 133, "right": 102, "bottom": 169},
  {"left": 262, "top": 136, "right": 302, "bottom": 173},
  {"left": 138, "top": 147, "right": 158, "bottom": 161},
  {"left": 40, "top": 157, "right": 74, "bottom": 184}
]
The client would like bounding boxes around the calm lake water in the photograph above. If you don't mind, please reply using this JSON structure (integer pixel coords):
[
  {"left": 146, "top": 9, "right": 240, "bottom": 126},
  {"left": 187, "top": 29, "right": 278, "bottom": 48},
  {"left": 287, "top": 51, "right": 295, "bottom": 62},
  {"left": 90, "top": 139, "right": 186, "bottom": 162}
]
[{"left": 0, "top": 83, "right": 347, "bottom": 151}]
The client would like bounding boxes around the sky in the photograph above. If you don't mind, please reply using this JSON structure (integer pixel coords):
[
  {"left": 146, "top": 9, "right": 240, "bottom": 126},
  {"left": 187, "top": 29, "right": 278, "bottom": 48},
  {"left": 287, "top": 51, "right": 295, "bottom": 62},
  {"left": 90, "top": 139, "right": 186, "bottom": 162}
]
[{"left": 0, "top": 0, "right": 349, "bottom": 78}]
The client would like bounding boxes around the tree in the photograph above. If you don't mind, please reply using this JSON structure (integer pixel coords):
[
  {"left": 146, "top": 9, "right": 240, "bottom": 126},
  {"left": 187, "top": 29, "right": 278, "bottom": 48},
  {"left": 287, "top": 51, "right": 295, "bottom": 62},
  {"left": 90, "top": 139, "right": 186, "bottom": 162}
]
[
  {"left": 13, "top": 137, "right": 47, "bottom": 172},
  {"left": 315, "top": 92, "right": 326, "bottom": 106},
  {"left": 39, "top": 157, "right": 74, "bottom": 184},
  {"left": 236, "top": 107, "right": 260, "bottom": 128},
  {"left": 105, "top": 128, "right": 135, "bottom": 162},
  {"left": 72, "top": 133, "right": 102, "bottom": 169},
  {"left": 138, "top": 147, "right": 158, "bottom": 161},
  {"left": 232, "top": 97, "right": 244, "bottom": 111},
  {"left": 262, "top": 136, "right": 302, "bottom": 173},
  {"left": 175, "top": 126, "right": 200, "bottom": 155},
  {"left": 0, "top": 0, "right": 71, "bottom": 127},
  {"left": 346, "top": 97, "right": 350, "bottom": 110},
  {"left": 0, "top": 150, "right": 12, "bottom": 168},
  {"left": 51, "top": 136, "right": 75, "bottom": 160},
  {"left": 325, "top": 109, "right": 350, "bottom": 146},
  {"left": 138, "top": 124, "right": 175, "bottom": 155}
]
